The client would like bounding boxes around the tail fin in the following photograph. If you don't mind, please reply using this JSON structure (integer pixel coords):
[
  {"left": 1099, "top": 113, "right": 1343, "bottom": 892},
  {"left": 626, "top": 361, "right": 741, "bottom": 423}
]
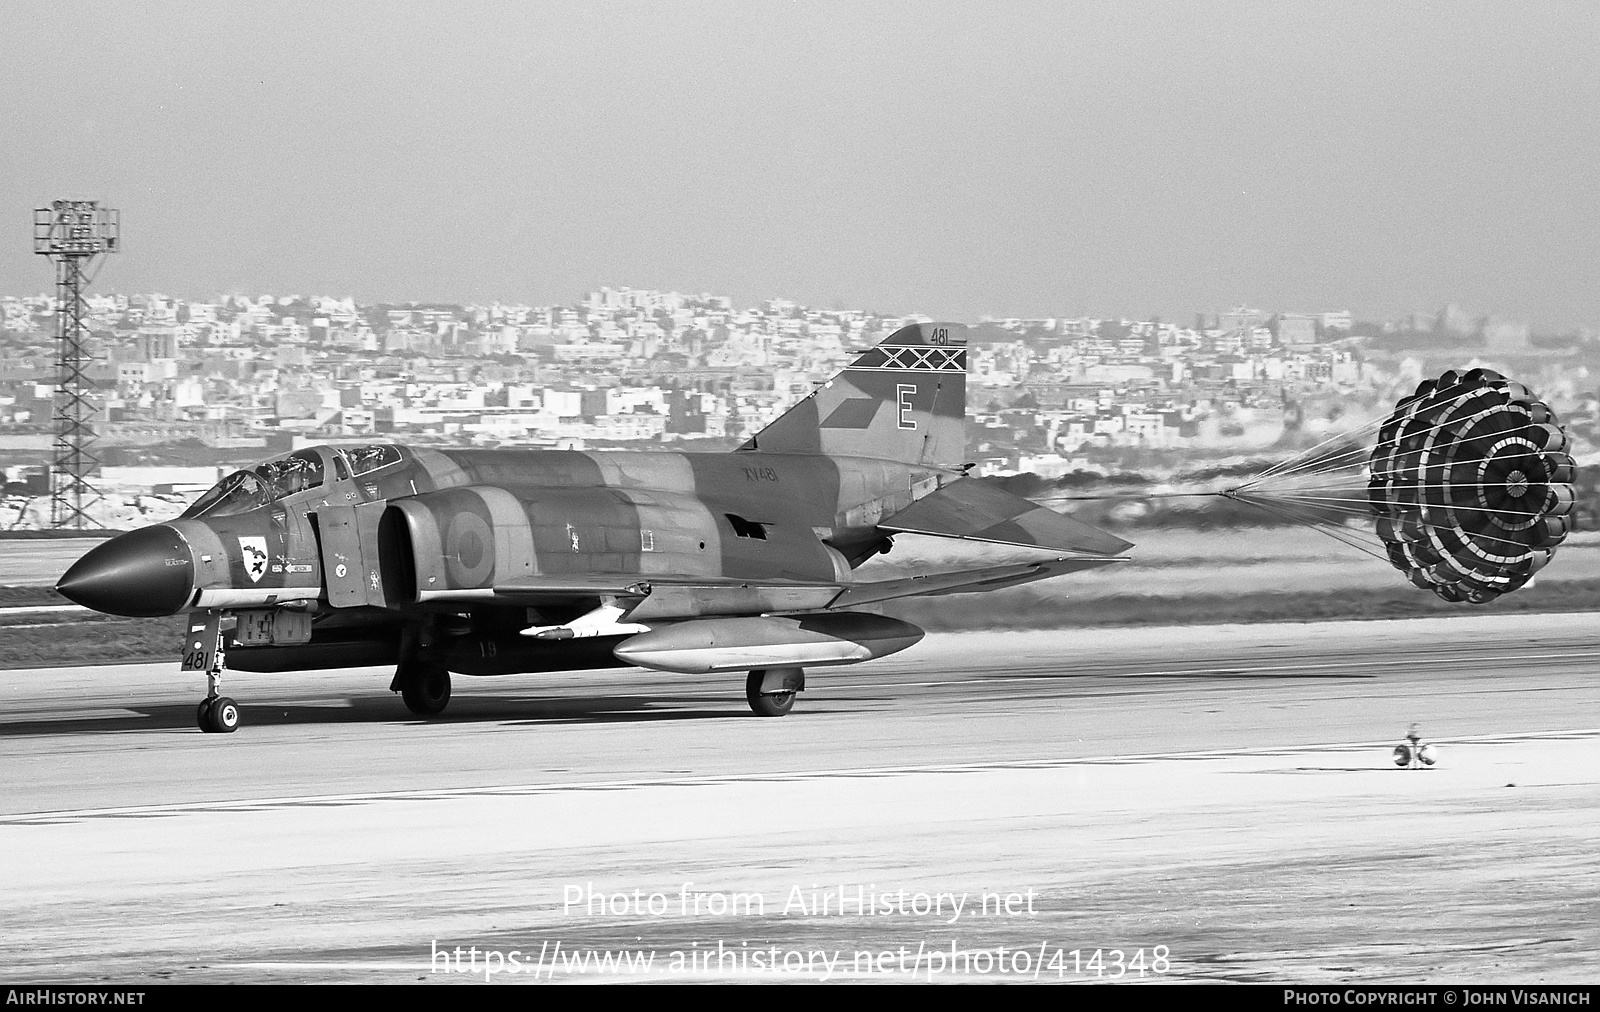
[{"left": 739, "top": 322, "right": 968, "bottom": 467}]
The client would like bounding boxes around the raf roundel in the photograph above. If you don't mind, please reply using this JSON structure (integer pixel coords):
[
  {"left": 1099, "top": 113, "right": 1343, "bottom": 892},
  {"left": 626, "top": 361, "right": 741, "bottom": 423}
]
[{"left": 445, "top": 511, "right": 496, "bottom": 587}]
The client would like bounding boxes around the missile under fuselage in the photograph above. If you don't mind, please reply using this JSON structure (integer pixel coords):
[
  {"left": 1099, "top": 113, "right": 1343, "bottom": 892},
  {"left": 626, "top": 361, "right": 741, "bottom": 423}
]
[{"left": 611, "top": 612, "right": 924, "bottom": 675}]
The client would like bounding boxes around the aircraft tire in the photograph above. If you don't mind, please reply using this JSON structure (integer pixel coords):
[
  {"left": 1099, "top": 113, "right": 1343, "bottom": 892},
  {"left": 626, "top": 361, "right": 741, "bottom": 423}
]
[
  {"left": 399, "top": 660, "right": 452, "bottom": 716},
  {"left": 746, "top": 672, "right": 796, "bottom": 717},
  {"left": 211, "top": 697, "right": 240, "bottom": 733},
  {"left": 198, "top": 697, "right": 240, "bottom": 733}
]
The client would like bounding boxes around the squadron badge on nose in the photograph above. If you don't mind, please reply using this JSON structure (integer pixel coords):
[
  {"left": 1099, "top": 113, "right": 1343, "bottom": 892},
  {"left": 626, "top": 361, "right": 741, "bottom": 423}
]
[{"left": 237, "top": 537, "right": 269, "bottom": 583}]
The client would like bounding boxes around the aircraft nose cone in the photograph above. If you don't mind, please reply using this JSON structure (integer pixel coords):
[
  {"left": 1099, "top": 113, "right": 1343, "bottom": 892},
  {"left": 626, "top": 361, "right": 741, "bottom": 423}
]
[{"left": 56, "top": 525, "right": 194, "bottom": 617}]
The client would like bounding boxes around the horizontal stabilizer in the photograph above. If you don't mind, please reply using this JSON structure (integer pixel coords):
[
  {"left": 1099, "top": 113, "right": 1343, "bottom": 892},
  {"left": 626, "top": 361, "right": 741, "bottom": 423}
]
[{"left": 879, "top": 480, "right": 1133, "bottom": 556}]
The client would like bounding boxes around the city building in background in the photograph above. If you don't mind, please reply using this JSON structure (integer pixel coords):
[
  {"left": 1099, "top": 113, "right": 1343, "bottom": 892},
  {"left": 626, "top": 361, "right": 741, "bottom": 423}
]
[{"left": 0, "top": 284, "right": 1595, "bottom": 530}]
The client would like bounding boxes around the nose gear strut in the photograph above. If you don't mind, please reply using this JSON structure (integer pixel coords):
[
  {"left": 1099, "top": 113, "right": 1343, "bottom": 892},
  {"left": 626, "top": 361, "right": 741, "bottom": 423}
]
[{"left": 183, "top": 610, "right": 240, "bottom": 733}]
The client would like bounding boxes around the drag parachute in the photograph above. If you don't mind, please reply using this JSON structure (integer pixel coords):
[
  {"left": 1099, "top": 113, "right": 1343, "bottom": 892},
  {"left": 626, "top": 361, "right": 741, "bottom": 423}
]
[
  {"left": 1224, "top": 369, "right": 1577, "bottom": 604},
  {"left": 1368, "top": 369, "right": 1574, "bottom": 602}
]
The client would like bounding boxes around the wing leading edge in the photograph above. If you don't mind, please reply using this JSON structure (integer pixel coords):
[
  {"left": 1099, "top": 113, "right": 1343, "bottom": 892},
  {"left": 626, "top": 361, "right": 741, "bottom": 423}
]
[{"left": 491, "top": 555, "right": 1124, "bottom": 620}]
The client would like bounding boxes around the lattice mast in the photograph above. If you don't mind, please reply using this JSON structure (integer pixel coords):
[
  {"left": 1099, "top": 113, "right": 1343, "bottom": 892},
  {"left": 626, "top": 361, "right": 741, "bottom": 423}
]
[{"left": 32, "top": 200, "right": 119, "bottom": 530}]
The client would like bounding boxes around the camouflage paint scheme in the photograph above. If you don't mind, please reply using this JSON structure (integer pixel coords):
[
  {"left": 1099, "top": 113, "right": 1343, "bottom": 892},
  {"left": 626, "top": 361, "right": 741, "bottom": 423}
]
[{"left": 60, "top": 323, "right": 1132, "bottom": 680}]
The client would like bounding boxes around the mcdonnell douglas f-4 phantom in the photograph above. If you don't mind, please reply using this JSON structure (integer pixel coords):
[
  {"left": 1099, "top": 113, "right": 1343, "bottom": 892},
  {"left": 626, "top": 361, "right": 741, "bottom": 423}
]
[{"left": 57, "top": 323, "right": 1131, "bottom": 732}]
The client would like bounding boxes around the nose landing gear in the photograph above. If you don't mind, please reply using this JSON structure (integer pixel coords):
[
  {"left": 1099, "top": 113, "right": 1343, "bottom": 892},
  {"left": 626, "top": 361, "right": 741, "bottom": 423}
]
[{"left": 183, "top": 610, "right": 239, "bottom": 734}]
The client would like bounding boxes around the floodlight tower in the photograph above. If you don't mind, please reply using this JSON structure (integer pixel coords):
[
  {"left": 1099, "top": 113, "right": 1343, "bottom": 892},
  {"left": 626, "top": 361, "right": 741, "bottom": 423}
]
[{"left": 32, "top": 200, "right": 119, "bottom": 530}]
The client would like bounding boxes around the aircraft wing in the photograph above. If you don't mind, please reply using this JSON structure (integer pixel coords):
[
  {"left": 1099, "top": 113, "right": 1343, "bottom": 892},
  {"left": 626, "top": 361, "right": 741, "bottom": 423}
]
[
  {"left": 828, "top": 555, "right": 1126, "bottom": 608},
  {"left": 879, "top": 479, "right": 1133, "bottom": 556},
  {"left": 493, "top": 574, "right": 842, "bottom": 620},
  {"left": 492, "top": 574, "right": 652, "bottom": 602},
  {"left": 494, "top": 556, "right": 1125, "bottom": 619}
]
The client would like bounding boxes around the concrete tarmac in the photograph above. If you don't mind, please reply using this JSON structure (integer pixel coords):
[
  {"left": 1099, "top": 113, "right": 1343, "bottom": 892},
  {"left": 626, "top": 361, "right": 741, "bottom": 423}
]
[{"left": 2, "top": 614, "right": 1596, "bottom": 984}]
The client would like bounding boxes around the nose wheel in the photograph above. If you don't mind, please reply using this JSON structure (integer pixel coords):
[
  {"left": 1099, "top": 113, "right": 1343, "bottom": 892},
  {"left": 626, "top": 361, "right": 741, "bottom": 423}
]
[{"left": 197, "top": 696, "right": 240, "bottom": 733}]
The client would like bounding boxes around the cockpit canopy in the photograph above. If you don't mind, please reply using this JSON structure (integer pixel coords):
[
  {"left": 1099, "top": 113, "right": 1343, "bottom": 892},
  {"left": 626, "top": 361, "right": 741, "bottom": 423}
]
[
  {"left": 181, "top": 450, "right": 325, "bottom": 518},
  {"left": 180, "top": 445, "right": 403, "bottom": 519},
  {"left": 344, "top": 444, "right": 401, "bottom": 476}
]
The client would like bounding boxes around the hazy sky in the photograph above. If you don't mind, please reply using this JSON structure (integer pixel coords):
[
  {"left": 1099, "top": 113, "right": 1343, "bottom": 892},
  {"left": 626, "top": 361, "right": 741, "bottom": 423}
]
[{"left": 3, "top": 2, "right": 1597, "bottom": 329}]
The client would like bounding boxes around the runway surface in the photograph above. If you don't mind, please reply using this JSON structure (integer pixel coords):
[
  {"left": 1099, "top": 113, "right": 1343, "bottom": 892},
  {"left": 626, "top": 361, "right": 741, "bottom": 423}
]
[
  {"left": 0, "top": 538, "right": 107, "bottom": 586},
  {"left": 2, "top": 614, "right": 1597, "bottom": 984}
]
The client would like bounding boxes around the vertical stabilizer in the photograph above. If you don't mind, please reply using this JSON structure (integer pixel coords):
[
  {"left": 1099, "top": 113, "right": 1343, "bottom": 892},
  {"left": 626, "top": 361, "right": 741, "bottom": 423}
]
[{"left": 740, "top": 322, "right": 968, "bottom": 467}]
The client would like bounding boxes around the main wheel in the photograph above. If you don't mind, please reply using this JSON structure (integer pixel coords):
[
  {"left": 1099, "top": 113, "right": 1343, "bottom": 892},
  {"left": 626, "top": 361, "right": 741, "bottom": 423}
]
[
  {"left": 746, "top": 671, "right": 796, "bottom": 717},
  {"left": 398, "top": 659, "right": 452, "bottom": 716}
]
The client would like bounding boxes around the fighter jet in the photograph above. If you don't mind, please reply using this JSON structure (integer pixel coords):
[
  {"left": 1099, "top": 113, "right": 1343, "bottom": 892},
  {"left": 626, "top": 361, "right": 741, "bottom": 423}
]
[{"left": 56, "top": 323, "right": 1131, "bottom": 732}]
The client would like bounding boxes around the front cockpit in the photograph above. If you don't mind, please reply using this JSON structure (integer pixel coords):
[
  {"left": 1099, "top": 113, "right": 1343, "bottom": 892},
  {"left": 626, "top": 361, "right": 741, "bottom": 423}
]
[
  {"left": 181, "top": 450, "right": 325, "bottom": 518},
  {"left": 180, "top": 444, "right": 404, "bottom": 519}
]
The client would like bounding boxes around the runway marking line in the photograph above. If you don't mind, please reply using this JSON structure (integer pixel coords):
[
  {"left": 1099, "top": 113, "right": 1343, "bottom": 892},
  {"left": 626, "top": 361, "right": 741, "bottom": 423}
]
[
  {"left": 868, "top": 649, "right": 1600, "bottom": 689},
  {"left": 2, "top": 727, "right": 1594, "bottom": 826}
]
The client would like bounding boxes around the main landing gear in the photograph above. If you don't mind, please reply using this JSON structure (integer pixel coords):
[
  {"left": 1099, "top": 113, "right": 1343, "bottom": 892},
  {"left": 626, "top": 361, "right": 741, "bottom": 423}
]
[
  {"left": 183, "top": 611, "right": 239, "bottom": 733},
  {"left": 392, "top": 655, "right": 452, "bottom": 716},
  {"left": 746, "top": 667, "right": 804, "bottom": 717}
]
